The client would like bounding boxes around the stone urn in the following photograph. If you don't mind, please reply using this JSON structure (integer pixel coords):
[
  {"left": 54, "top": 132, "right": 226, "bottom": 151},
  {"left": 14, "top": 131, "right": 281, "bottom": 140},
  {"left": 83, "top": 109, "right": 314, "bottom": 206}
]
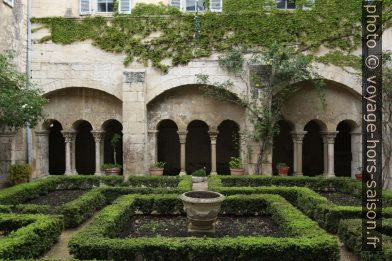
[{"left": 179, "top": 191, "right": 225, "bottom": 236}]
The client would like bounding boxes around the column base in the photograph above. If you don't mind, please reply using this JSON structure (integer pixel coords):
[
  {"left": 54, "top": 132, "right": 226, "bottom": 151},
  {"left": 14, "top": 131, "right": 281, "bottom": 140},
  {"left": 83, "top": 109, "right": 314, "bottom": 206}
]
[
  {"left": 95, "top": 172, "right": 103, "bottom": 176},
  {"left": 65, "top": 172, "right": 75, "bottom": 176},
  {"left": 210, "top": 172, "right": 218, "bottom": 176},
  {"left": 179, "top": 171, "right": 187, "bottom": 176},
  {"left": 325, "top": 174, "right": 336, "bottom": 178},
  {"left": 294, "top": 172, "right": 303, "bottom": 176}
]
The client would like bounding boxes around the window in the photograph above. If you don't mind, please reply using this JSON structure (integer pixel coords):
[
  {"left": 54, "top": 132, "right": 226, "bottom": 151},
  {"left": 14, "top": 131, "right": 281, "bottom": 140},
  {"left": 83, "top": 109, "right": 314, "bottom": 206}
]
[
  {"left": 277, "top": 0, "right": 296, "bottom": 10},
  {"left": 3, "top": 0, "right": 14, "bottom": 7},
  {"left": 97, "top": 0, "right": 114, "bottom": 12},
  {"left": 186, "top": 0, "right": 204, "bottom": 12}
]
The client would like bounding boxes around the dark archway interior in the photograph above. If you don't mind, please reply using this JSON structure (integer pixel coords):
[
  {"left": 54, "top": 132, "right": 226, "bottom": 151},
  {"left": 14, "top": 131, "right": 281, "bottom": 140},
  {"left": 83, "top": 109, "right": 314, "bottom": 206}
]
[
  {"left": 272, "top": 120, "right": 294, "bottom": 175},
  {"left": 335, "top": 121, "right": 352, "bottom": 177},
  {"left": 217, "top": 120, "right": 240, "bottom": 175},
  {"left": 186, "top": 120, "right": 211, "bottom": 174},
  {"left": 303, "top": 121, "right": 324, "bottom": 176},
  {"left": 157, "top": 120, "right": 180, "bottom": 176},
  {"left": 103, "top": 120, "right": 123, "bottom": 169},
  {"left": 75, "top": 121, "right": 95, "bottom": 175},
  {"left": 49, "top": 120, "right": 65, "bottom": 175}
]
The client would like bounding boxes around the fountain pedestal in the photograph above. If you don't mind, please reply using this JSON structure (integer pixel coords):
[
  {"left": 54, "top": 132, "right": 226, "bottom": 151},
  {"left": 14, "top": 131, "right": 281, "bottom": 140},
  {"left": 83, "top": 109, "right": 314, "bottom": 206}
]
[{"left": 179, "top": 191, "right": 225, "bottom": 237}]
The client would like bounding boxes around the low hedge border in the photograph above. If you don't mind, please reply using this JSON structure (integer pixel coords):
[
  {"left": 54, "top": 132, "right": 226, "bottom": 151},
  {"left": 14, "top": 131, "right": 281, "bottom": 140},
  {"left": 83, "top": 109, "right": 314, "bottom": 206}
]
[
  {"left": 209, "top": 176, "right": 392, "bottom": 233},
  {"left": 0, "top": 176, "right": 193, "bottom": 228},
  {"left": 338, "top": 219, "right": 392, "bottom": 261},
  {"left": 69, "top": 193, "right": 339, "bottom": 261},
  {"left": 0, "top": 213, "right": 63, "bottom": 259},
  {"left": 211, "top": 176, "right": 392, "bottom": 205}
]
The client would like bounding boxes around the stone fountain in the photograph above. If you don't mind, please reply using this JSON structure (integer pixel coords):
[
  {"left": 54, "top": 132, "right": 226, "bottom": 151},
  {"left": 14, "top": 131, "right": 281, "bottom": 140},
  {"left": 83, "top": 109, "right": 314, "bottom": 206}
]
[{"left": 179, "top": 191, "right": 225, "bottom": 236}]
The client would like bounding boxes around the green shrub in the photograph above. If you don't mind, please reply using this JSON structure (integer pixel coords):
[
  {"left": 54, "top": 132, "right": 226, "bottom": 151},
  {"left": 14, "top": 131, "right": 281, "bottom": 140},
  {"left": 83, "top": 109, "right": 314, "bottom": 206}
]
[
  {"left": 0, "top": 214, "right": 63, "bottom": 259},
  {"left": 150, "top": 161, "right": 166, "bottom": 168},
  {"left": 191, "top": 168, "right": 207, "bottom": 177},
  {"left": 8, "top": 164, "right": 32, "bottom": 185},
  {"left": 228, "top": 157, "right": 242, "bottom": 169},
  {"left": 69, "top": 194, "right": 339, "bottom": 261}
]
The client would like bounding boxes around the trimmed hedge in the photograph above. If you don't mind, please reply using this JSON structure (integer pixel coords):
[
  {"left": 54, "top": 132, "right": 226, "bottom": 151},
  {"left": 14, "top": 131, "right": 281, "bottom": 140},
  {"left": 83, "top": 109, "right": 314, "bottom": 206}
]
[
  {"left": 209, "top": 176, "right": 392, "bottom": 233},
  {"left": 128, "top": 176, "right": 182, "bottom": 188},
  {"left": 69, "top": 194, "right": 339, "bottom": 261},
  {"left": 0, "top": 213, "right": 63, "bottom": 259},
  {"left": 338, "top": 219, "right": 392, "bottom": 261}
]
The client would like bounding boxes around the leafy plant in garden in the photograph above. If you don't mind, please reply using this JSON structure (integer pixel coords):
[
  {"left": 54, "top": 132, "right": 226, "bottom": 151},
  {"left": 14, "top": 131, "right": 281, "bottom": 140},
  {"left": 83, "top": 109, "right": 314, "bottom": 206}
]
[
  {"left": 197, "top": 44, "right": 324, "bottom": 174},
  {"left": 228, "top": 157, "right": 242, "bottom": 169},
  {"left": 150, "top": 161, "right": 166, "bottom": 169},
  {"left": 110, "top": 133, "right": 122, "bottom": 166},
  {"left": 0, "top": 52, "right": 47, "bottom": 129}
]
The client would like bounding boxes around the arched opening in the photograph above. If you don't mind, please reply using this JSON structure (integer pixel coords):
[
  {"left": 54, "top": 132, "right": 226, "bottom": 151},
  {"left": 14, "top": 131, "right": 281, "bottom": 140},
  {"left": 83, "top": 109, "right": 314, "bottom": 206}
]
[
  {"left": 217, "top": 120, "right": 240, "bottom": 175},
  {"left": 157, "top": 120, "right": 180, "bottom": 176},
  {"left": 103, "top": 120, "right": 123, "bottom": 171},
  {"left": 74, "top": 120, "right": 95, "bottom": 175},
  {"left": 48, "top": 120, "right": 65, "bottom": 175},
  {"left": 335, "top": 121, "right": 352, "bottom": 177},
  {"left": 303, "top": 120, "right": 324, "bottom": 176},
  {"left": 186, "top": 120, "right": 211, "bottom": 174},
  {"left": 272, "top": 120, "right": 294, "bottom": 175}
]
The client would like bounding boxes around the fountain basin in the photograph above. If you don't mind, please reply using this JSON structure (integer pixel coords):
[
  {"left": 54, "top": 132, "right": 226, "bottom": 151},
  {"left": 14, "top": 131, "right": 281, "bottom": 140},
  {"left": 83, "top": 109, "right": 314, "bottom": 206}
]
[{"left": 179, "top": 191, "right": 225, "bottom": 236}]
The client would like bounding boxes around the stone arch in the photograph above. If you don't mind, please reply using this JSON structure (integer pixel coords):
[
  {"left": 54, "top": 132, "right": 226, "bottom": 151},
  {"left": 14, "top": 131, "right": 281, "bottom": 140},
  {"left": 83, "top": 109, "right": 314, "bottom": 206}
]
[
  {"left": 157, "top": 119, "right": 180, "bottom": 176},
  {"left": 102, "top": 119, "right": 123, "bottom": 170},
  {"left": 217, "top": 120, "right": 240, "bottom": 174},
  {"left": 186, "top": 120, "right": 211, "bottom": 174},
  {"left": 73, "top": 120, "right": 95, "bottom": 174},
  {"left": 334, "top": 120, "right": 357, "bottom": 177},
  {"left": 272, "top": 120, "right": 294, "bottom": 176}
]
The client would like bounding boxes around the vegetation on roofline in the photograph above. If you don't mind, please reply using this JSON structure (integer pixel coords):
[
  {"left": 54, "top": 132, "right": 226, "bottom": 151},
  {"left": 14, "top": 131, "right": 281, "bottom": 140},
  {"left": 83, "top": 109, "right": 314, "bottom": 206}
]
[{"left": 30, "top": 0, "right": 392, "bottom": 73}]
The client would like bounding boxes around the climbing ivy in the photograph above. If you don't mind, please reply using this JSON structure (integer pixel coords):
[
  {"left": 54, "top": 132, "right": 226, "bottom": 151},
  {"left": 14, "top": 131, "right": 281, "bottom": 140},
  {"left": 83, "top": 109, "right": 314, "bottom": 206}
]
[{"left": 31, "top": 0, "right": 392, "bottom": 72}]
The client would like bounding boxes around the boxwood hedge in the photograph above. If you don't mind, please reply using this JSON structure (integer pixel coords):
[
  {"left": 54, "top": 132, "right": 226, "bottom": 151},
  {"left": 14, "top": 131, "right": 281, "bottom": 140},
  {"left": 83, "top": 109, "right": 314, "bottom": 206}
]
[
  {"left": 0, "top": 213, "right": 63, "bottom": 259},
  {"left": 69, "top": 193, "right": 339, "bottom": 261}
]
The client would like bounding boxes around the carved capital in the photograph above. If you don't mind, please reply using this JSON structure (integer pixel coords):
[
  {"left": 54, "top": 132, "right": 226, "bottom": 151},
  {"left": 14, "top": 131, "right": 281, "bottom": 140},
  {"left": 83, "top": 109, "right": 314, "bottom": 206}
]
[
  {"left": 61, "top": 131, "right": 75, "bottom": 143},
  {"left": 291, "top": 131, "right": 307, "bottom": 143},
  {"left": 177, "top": 130, "right": 188, "bottom": 144},
  {"left": 91, "top": 131, "right": 105, "bottom": 143},
  {"left": 321, "top": 131, "right": 339, "bottom": 144}
]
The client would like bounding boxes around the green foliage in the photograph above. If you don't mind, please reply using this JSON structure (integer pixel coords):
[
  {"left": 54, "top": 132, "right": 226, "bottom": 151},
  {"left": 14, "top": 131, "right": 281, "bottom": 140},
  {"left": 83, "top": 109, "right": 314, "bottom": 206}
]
[
  {"left": 0, "top": 214, "right": 63, "bottom": 259},
  {"left": 150, "top": 161, "right": 166, "bottom": 168},
  {"left": 191, "top": 168, "right": 207, "bottom": 177},
  {"left": 102, "top": 163, "right": 122, "bottom": 169},
  {"left": 69, "top": 194, "right": 338, "bottom": 260},
  {"left": 8, "top": 164, "right": 32, "bottom": 185},
  {"left": 228, "top": 156, "right": 242, "bottom": 169},
  {"left": 0, "top": 52, "right": 47, "bottom": 129},
  {"left": 276, "top": 162, "right": 288, "bottom": 168},
  {"left": 30, "top": 1, "right": 392, "bottom": 72}
]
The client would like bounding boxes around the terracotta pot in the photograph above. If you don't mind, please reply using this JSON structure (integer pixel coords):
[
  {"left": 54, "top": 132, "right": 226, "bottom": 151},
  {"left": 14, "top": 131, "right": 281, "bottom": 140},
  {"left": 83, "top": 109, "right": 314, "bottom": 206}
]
[
  {"left": 104, "top": 167, "right": 121, "bottom": 176},
  {"left": 277, "top": 167, "right": 290, "bottom": 176},
  {"left": 355, "top": 173, "right": 363, "bottom": 181},
  {"left": 179, "top": 191, "right": 225, "bottom": 236},
  {"left": 149, "top": 168, "right": 164, "bottom": 176},
  {"left": 230, "top": 168, "right": 245, "bottom": 176}
]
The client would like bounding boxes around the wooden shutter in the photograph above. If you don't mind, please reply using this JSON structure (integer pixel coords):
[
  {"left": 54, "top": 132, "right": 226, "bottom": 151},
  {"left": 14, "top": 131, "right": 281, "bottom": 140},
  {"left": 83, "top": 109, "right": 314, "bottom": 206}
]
[
  {"left": 210, "top": 0, "right": 222, "bottom": 12},
  {"left": 80, "top": 0, "right": 91, "bottom": 15},
  {"left": 171, "top": 0, "right": 182, "bottom": 10},
  {"left": 119, "top": 0, "right": 132, "bottom": 14}
]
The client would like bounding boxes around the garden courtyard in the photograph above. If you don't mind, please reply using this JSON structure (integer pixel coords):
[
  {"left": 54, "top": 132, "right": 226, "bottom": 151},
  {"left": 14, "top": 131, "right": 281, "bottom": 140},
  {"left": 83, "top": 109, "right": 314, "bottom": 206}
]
[{"left": 0, "top": 174, "right": 389, "bottom": 260}]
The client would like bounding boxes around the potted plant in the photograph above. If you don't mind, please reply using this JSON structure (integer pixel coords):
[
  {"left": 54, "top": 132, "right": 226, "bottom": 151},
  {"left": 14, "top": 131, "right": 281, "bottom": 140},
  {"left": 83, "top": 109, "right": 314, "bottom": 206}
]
[
  {"left": 102, "top": 133, "right": 122, "bottom": 175},
  {"left": 355, "top": 167, "right": 363, "bottom": 181},
  {"left": 229, "top": 157, "right": 244, "bottom": 176},
  {"left": 149, "top": 161, "right": 166, "bottom": 176},
  {"left": 191, "top": 168, "right": 208, "bottom": 183},
  {"left": 276, "top": 162, "right": 290, "bottom": 176}
]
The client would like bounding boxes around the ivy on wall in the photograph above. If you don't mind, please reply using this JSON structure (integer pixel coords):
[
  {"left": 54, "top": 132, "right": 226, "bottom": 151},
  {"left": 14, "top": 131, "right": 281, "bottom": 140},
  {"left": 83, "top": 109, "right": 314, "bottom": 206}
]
[{"left": 31, "top": 0, "right": 392, "bottom": 73}]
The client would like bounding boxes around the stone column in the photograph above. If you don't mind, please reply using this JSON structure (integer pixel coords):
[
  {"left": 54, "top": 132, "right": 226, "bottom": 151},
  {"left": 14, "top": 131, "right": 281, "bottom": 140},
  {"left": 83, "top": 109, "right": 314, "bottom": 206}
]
[
  {"left": 291, "top": 131, "right": 307, "bottom": 176},
  {"left": 100, "top": 132, "right": 105, "bottom": 170},
  {"left": 322, "top": 135, "right": 328, "bottom": 176},
  {"left": 0, "top": 127, "right": 17, "bottom": 187},
  {"left": 178, "top": 130, "right": 188, "bottom": 176},
  {"left": 350, "top": 129, "right": 362, "bottom": 179},
  {"left": 71, "top": 132, "right": 77, "bottom": 174},
  {"left": 209, "top": 131, "right": 219, "bottom": 176},
  {"left": 62, "top": 131, "right": 73, "bottom": 175},
  {"left": 321, "top": 132, "right": 339, "bottom": 178},
  {"left": 92, "top": 131, "right": 104, "bottom": 176},
  {"left": 34, "top": 131, "right": 49, "bottom": 178}
]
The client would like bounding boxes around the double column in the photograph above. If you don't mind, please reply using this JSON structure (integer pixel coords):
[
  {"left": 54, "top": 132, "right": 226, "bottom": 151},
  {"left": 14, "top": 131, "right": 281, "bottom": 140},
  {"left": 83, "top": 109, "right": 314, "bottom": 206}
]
[
  {"left": 291, "top": 131, "right": 307, "bottom": 176},
  {"left": 178, "top": 131, "right": 188, "bottom": 176},
  {"left": 321, "top": 131, "right": 338, "bottom": 178},
  {"left": 92, "top": 131, "right": 105, "bottom": 176},
  {"left": 62, "top": 131, "right": 76, "bottom": 175},
  {"left": 209, "top": 131, "right": 218, "bottom": 176}
]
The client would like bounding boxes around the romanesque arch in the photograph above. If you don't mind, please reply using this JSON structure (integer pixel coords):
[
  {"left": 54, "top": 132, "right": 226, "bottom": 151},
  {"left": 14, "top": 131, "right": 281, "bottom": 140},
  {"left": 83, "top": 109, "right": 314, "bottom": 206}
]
[
  {"left": 157, "top": 120, "right": 180, "bottom": 176},
  {"left": 217, "top": 120, "right": 240, "bottom": 175},
  {"left": 73, "top": 120, "right": 95, "bottom": 175},
  {"left": 272, "top": 120, "right": 294, "bottom": 175},
  {"left": 47, "top": 120, "right": 65, "bottom": 175},
  {"left": 102, "top": 120, "right": 123, "bottom": 171}
]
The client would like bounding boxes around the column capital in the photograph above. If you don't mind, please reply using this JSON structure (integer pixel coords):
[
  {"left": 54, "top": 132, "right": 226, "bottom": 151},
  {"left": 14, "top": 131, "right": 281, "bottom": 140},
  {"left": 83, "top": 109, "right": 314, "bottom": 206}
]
[
  {"left": 177, "top": 130, "right": 188, "bottom": 144},
  {"left": 61, "top": 130, "right": 76, "bottom": 143},
  {"left": 91, "top": 131, "right": 105, "bottom": 143},
  {"left": 208, "top": 130, "right": 219, "bottom": 143},
  {"left": 291, "top": 131, "right": 307, "bottom": 143},
  {"left": 321, "top": 131, "right": 339, "bottom": 144}
]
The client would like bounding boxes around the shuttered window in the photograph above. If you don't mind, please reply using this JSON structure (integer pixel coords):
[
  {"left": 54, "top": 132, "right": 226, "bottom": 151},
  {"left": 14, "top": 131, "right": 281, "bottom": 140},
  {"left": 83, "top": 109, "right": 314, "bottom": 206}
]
[
  {"left": 80, "top": 0, "right": 91, "bottom": 15},
  {"left": 210, "top": 0, "right": 222, "bottom": 12},
  {"left": 119, "top": 0, "right": 131, "bottom": 14}
]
